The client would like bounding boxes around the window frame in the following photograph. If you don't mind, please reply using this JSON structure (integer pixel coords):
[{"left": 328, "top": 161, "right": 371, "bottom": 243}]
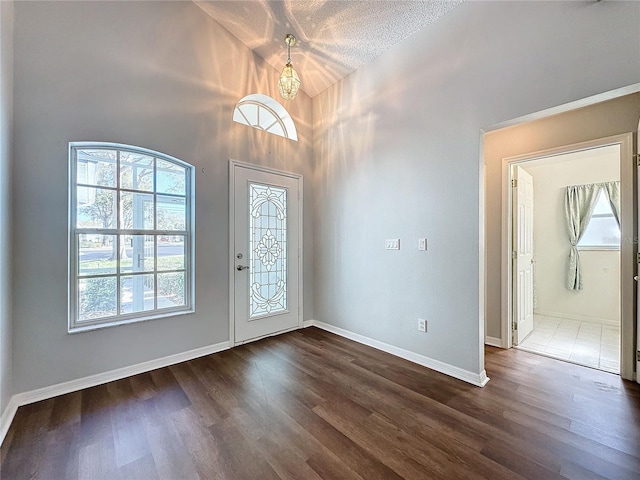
[
  {"left": 68, "top": 142, "right": 195, "bottom": 333},
  {"left": 577, "top": 188, "right": 620, "bottom": 251},
  {"left": 232, "top": 94, "right": 298, "bottom": 141}
]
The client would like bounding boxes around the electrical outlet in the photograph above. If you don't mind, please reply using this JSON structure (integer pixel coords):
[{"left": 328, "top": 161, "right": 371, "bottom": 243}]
[{"left": 418, "top": 318, "right": 427, "bottom": 332}]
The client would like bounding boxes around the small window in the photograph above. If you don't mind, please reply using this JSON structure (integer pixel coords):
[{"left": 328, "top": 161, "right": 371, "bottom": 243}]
[
  {"left": 69, "top": 143, "right": 194, "bottom": 332},
  {"left": 578, "top": 188, "right": 620, "bottom": 250},
  {"left": 233, "top": 94, "right": 298, "bottom": 141}
]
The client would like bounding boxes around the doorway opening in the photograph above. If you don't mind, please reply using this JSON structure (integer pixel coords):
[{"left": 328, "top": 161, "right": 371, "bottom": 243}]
[
  {"left": 481, "top": 87, "right": 639, "bottom": 382},
  {"left": 507, "top": 142, "right": 623, "bottom": 373}
]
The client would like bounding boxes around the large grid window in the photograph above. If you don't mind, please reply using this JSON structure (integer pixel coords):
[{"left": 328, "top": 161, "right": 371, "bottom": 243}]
[{"left": 69, "top": 143, "right": 194, "bottom": 332}]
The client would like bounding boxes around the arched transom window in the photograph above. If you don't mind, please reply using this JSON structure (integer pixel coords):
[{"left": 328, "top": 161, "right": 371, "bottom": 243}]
[{"left": 233, "top": 94, "right": 298, "bottom": 142}]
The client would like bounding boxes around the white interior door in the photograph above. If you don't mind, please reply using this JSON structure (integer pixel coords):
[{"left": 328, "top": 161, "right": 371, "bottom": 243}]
[
  {"left": 231, "top": 162, "right": 301, "bottom": 344},
  {"left": 513, "top": 165, "right": 534, "bottom": 345}
]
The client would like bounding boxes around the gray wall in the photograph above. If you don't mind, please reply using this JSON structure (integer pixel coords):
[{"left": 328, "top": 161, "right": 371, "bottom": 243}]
[
  {"left": 12, "top": 1, "right": 314, "bottom": 393},
  {"left": 312, "top": 1, "right": 640, "bottom": 375},
  {"left": 7, "top": 0, "right": 640, "bottom": 395},
  {"left": 485, "top": 93, "right": 640, "bottom": 340},
  {"left": 0, "top": 0, "right": 14, "bottom": 412}
]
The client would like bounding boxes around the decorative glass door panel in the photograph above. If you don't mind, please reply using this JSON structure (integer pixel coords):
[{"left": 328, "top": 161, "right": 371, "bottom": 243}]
[
  {"left": 232, "top": 162, "right": 301, "bottom": 344},
  {"left": 249, "top": 183, "right": 288, "bottom": 318}
]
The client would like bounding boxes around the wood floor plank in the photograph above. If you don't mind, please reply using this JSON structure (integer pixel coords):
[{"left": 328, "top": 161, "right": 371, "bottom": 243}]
[
  {"left": 107, "top": 378, "right": 152, "bottom": 469},
  {"left": 2, "top": 328, "right": 639, "bottom": 480},
  {"left": 141, "top": 397, "right": 201, "bottom": 480}
]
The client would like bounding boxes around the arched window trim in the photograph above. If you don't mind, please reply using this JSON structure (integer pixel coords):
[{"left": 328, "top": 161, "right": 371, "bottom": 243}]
[{"left": 233, "top": 94, "right": 298, "bottom": 142}]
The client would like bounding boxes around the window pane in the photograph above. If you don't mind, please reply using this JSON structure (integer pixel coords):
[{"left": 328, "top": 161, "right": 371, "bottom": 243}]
[
  {"left": 156, "top": 159, "right": 186, "bottom": 195},
  {"left": 591, "top": 189, "right": 612, "bottom": 215},
  {"left": 258, "top": 107, "right": 277, "bottom": 130},
  {"left": 120, "top": 274, "right": 155, "bottom": 314},
  {"left": 79, "top": 276, "right": 117, "bottom": 321},
  {"left": 77, "top": 150, "right": 116, "bottom": 187},
  {"left": 158, "top": 235, "right": 185, "bottom": 271},
  {"left": 120, "top": 191, "right": 154, "bottom": 229},
  {"left": 119, "top": 235, "right": 155, "bottom": 273},
  {"left": 157, "top": 272, "right": 186, "bottom": 308},
  {"left": 157, "top": 196, "right": 186, "bottom": 231},
  {"left": 238, "top": 104, "right": 258, "bottom": 126},
  {"left": 77, "top": 187, "right": 116, "bottom": 228},
  {"left": 579, "top": 216, "right": 620, "bottom": 247},
  {"left": 79, "top": 234, "right": 116, "bottom": 276},
  {"left": 120, "top": 152, "right": 154, "bottom": 192},
  {"left": 268, "top": 122, "right": 285, "bottom": 138},
  {"left": 578, "top": 189, "right": 620, "bottom": 248}
]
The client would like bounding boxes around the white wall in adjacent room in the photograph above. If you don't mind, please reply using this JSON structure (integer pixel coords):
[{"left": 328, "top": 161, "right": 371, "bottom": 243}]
[{"left": 522, "top": 148, "right": 620, "bottom": 325}]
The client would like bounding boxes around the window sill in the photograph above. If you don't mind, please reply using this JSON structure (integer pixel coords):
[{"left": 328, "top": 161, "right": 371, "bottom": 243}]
[
  {"left": 68, "top": 307, "right": 195, "bottom": 334},
  {"left": 577, "top": 246, "right": 620, "bottom": 252}
]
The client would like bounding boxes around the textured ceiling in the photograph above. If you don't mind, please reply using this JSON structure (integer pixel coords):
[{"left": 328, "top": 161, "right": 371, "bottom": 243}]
[{"left": 194, "top": 1, "right": 463, "bottom": 97}]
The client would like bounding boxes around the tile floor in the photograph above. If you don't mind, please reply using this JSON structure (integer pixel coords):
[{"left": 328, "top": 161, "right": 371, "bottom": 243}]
[{"left": 517, "top": 314, "right": 620, "bottom": 373}]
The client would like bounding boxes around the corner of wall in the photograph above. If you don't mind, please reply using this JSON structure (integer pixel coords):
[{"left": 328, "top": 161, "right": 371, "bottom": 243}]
[{"left": 0, "top": 0, "right": 15, "bottom": 433}]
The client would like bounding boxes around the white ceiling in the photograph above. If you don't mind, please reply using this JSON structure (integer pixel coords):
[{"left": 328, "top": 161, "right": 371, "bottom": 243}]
[{"left": 194, "top": 1, "right": 463, "bottom": 97}]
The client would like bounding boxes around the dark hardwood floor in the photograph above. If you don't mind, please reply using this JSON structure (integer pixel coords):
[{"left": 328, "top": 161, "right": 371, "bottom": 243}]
[{"left": 1, "top": 327, "right": 639, "bottom": 479}]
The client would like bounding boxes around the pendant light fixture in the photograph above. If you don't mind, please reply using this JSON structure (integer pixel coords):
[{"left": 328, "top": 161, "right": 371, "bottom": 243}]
[{"left": 278, "top": 34, "right": 301, "bottom": 101}]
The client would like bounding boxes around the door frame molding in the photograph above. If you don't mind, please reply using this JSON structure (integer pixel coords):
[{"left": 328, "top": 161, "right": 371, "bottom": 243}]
[
  {"left": 500, "top": 134, "right": 635, "bottom": 379},
  {"left": 228, "top": 159, "right": 304, "bottom": 348}
]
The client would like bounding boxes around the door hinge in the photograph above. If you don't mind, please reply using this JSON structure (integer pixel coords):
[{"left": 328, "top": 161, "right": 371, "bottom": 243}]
[
  {"left": 512, "top": 251, "right": 517, "bottom": 260},
  {"left": 636, "top": 350, "right": 640, "bottom": 362},
  {"left": 512, "top": 322, "right": 518, "bottom": 331},
  {"left": 511, "top": 179, "right": 517, "bottom": 188},
  {"left": 634, "top": 153, "right": 640, "bottom": 166},
  {"left": 637, "top": 252, "right": 640, "bottom": 264}
]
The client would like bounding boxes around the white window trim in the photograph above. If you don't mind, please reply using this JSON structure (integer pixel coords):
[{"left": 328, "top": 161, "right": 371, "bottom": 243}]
[
  {"left": 232, "top": 93, "right": 298, "bottom": 141},
  {"left": 68, "top": 142, "right": 195, "bottom": 333},
  {"left": 577, "top": 245, "right": 620, "bottom": 251}
]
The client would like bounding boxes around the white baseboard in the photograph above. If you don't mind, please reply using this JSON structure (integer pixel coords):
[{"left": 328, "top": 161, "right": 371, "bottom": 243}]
[
  {"left": 0, "top": 395, "right": 19, "bottom": 447},
  {"left": 2, "top": 321, "right": 494, "bottom": 445},
  {"left": 534, "top": 309, "right": 618, "bottom": 327},
  {"left": 307, "top": 320, "right": 490, "bottom": 388},
  {"left": 0, "top": 340, "right": 229, "bottom": 447},
  {"left": 485, "top": 336, "right": 504, "bottom": 348}
]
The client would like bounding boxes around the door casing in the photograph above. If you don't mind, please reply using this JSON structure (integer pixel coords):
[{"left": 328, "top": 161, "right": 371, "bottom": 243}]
[
  {"left": 228, "top": 159, "right": 303, "bottom": 347},
  {"left": 501, "top": 134, "right": 635, "bottom": 380}
]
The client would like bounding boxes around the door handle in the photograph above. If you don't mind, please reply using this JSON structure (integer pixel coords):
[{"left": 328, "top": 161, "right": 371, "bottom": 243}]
[
  {"left": 237, "top": 265, "right": 250, "bottom": 271},
  {"left": 635, "top": 276, "right": 638, "bottom": 282}
]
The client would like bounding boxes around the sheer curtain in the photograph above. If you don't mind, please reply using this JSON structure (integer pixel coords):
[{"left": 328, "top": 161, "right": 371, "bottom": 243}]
[
  {"left": 565, "top": 184, "right": 600, "bottom": 290},
  {"left": 603, "top": 181, "right": 621, "bottom": 226}
]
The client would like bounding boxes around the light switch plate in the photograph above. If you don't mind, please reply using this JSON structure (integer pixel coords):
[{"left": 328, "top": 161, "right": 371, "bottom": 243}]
[
  {"left": 418, "top": 238, "right": 427, "bottom": 251},
  {"left": 385, "top": 239, "right": 400, "bottom": 250}
]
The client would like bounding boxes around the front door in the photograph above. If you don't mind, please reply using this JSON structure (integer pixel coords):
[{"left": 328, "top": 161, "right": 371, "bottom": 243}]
[{"left": 231, "top": 161, "right": 301, "bottom": 344}]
